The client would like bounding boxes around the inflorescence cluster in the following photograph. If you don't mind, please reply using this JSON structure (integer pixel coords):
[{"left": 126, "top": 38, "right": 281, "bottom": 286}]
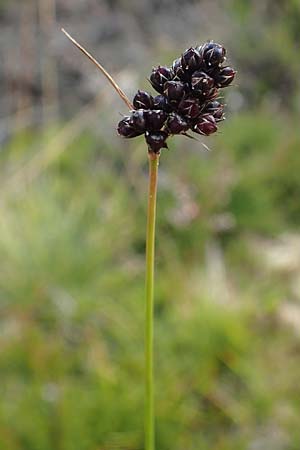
[{"left": 117, "top": 42, "right": 236, "bottom": 154}]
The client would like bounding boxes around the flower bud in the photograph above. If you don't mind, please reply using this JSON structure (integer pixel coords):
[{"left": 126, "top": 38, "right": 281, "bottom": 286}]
[
  {"left": 181, "top": 47, "right": 202, "bottom": 72},
  {"left": 145, "top": 110, "right": 167, "bottom": 131},
  {"left": 201, "top": 42, "right": 226, "bottom": 67},
  {"left": 153, "top": 94, "right": 172, "bottom": 112},
  {"left": 133, "top": 90, "right": 154, "bottom": 109},
  {"left": 150, "top": 66, "right": 174, "bottom": 94},
  {"left": 145, "top": 130, "right": 169, "bottom": 153},
  {"left": 216, "top": 66, "right": 236, "bottom": 87},
  {"left": 117, "top": 117, "right": 143, "bottom": 138},
  {"left": 204, "top": 101, "right": 224, "bottom": 121},
  {"left": 164, "top": 81, "right": 186, "bottom": 101},
  {"left": 191, "top": 71, "right": 214, "bottom": 94},
  {"left": 178, "top": 97, "right": 201, "bottom": 119},
  {"left": 166, "top": 113, "right": 189, "bottom": 134},
  {"left": 193, "top": 114, "right": 217, "bottom": 135}
]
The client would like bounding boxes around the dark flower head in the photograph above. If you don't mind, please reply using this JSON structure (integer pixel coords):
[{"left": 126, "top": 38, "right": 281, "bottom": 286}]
[
  {"left": 166, "top": 113, "right": 189, "bottom": 134},
  {"left": 145, "top": 130, "right": 169, "bottom": 153},
  {"left": 216, "top": 66, "right": 236, "bottom": 87},
  {"left": 150, "top": 66, "right": 174, "bottom": 94},
  {"left": 201, "top": 42, "right": 226, "bottom": 68},
  {"left": 117, "top": 116, "right": 143, "bottom": 138},
  {"left": 193, "top": 114, "right": 218, "bottom": 135},
  {"left": 181, "top": 47, "right": 202, "bottom": 72},
  {"left": 117, "top": 40, "right": 235, "bottom": 153},
  {"left": 133, "top": 90, "right": 154, "bottom": 110}
]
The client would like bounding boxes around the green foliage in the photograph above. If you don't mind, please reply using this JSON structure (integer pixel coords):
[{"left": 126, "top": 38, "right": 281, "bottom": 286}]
[
  {"left": 1, "top": 108, "right": 300, "bottom": 450},
  {"left": 2, "top": 1, "right": 300, "bottom": 447}
]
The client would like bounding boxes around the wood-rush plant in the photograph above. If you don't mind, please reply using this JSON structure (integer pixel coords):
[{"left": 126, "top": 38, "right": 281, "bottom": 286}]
[{"left": 62, "top": 29, "right": 236, "bottom": 450}]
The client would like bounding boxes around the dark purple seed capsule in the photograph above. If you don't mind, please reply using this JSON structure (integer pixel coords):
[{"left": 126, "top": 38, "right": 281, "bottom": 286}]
[
  {"left": 193, "top": 114, "right": 217, "bottom": 136},
  {"left": 201, "top": 42, "right": 226, "bottom": 67},
  {"left": 191, "top": 71, "right": 215, "bottom": 94},
  {"left": 133, "top": 90, "right": 154, "bottom": 109},
  {"left": 150, "top": 66, "right": 174, "bottom": 94},
  {"left": 153, "top": 94, "right": 172, "bottom": 112},
  {"left": 145, "top": 110, "right": 167, "bottom": 131},
  {"left": 178, "top": 97, "right": 202, "bottom": 119},
  {"left": 130, "top": 110, "right": 147, "bottom": 132},
  {"left": 181, "top": 47, "right": 202, "bottom": 72},
  {"left": 172, "top": 58, "right": 182, "bottom": 73},
  {"left": 204, "top": 101, "right": 224, "bottom": 121},
  {"left": 216, "top": 66, "right": 236, "bottom": 87},
  {"left": 204, "top": 87, "right": 219, "bottom": 101},
  {"left": 145, "top": 130, "right": 169, "bottom": 153},
  {"left": 117, "top": 117, "right": 143, "bottom": 138},
  {"left": 166, "top": 113, "right": 189, "bottom": 134},
  {"left": 164, "top": 81, "right": 186, "bottom": 101},
  {"left": 172, "top": 58, "right": 189, "bottom": 81}
]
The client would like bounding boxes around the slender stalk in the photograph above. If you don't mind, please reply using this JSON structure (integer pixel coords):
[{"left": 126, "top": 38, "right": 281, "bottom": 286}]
[
  {"left": 145, "top": 151, "right": 159, "bottom": 450},
  {"left": 61, "top": 29, "right": 133, "bottom": 110},
  {"left": 61, "top": 27, "right": 160, "bottom": 449}
]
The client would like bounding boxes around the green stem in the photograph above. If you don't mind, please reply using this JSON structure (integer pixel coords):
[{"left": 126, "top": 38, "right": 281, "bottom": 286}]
[{"left": 145, "top": 151, "right": 159, "bottom": 450}]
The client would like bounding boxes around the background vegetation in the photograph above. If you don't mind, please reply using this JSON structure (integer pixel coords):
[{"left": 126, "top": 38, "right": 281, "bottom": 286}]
[{"left": 1, "top": 1, "right": 300, "bottom": 449}]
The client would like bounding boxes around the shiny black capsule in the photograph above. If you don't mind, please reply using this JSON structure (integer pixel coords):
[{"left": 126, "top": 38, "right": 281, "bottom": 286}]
[
  {"left": 204, "top": 101, "right": 224, "bottom": 121},
  {"left": 178, "top": 97, "right": 202, "bottom": 119},
  {"left": 181, "top": 47, "right": 202, "bottom": 72},
  {"left": 145, "top": 130, "right": 169, "bottom": 153},
  {"left": 201, "top": 42, "right": 226, "bottom": 67},
  {"left": 150, "top": 66, "right": 174, "bottom": 94},
  {"left": 153, "top": 94, "right": 172, "bottom": 112},
  {"left": 166, "top": 113, "right": 189, "bottom": 134},
  {"left": 216, "top": 66, "right": 236, "bottom": 87},
  {"left": 193, "top": 114, "right": 218, "bottom": 135},
  {"left": 164, "top": 81, "right": 187, "bottom": 101},
  {"left": 191, "top": 71, "right": 215, "bottom": 94},
  {"left": 117, "top": 117, "right": 143, "bottom": 138},
  {"left": 145, "top": 110, "right": 167, "bottom": 131},
  {"left": 130, "top": 110, "right": 147, "bottom": 132},
  {"left": 133, "top": 90, "right": 154, "bottom": 110}
]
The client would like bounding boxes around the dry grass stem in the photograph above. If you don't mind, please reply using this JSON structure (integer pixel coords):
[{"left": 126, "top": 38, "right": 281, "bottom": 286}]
[{"left": 61, "top": 28, "right": 133, "bottom": 110}]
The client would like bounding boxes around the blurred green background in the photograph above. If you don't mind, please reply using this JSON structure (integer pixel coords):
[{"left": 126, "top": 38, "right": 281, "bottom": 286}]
[{"left": 1, "top": 1, "right": 300, "bottom": 449}]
